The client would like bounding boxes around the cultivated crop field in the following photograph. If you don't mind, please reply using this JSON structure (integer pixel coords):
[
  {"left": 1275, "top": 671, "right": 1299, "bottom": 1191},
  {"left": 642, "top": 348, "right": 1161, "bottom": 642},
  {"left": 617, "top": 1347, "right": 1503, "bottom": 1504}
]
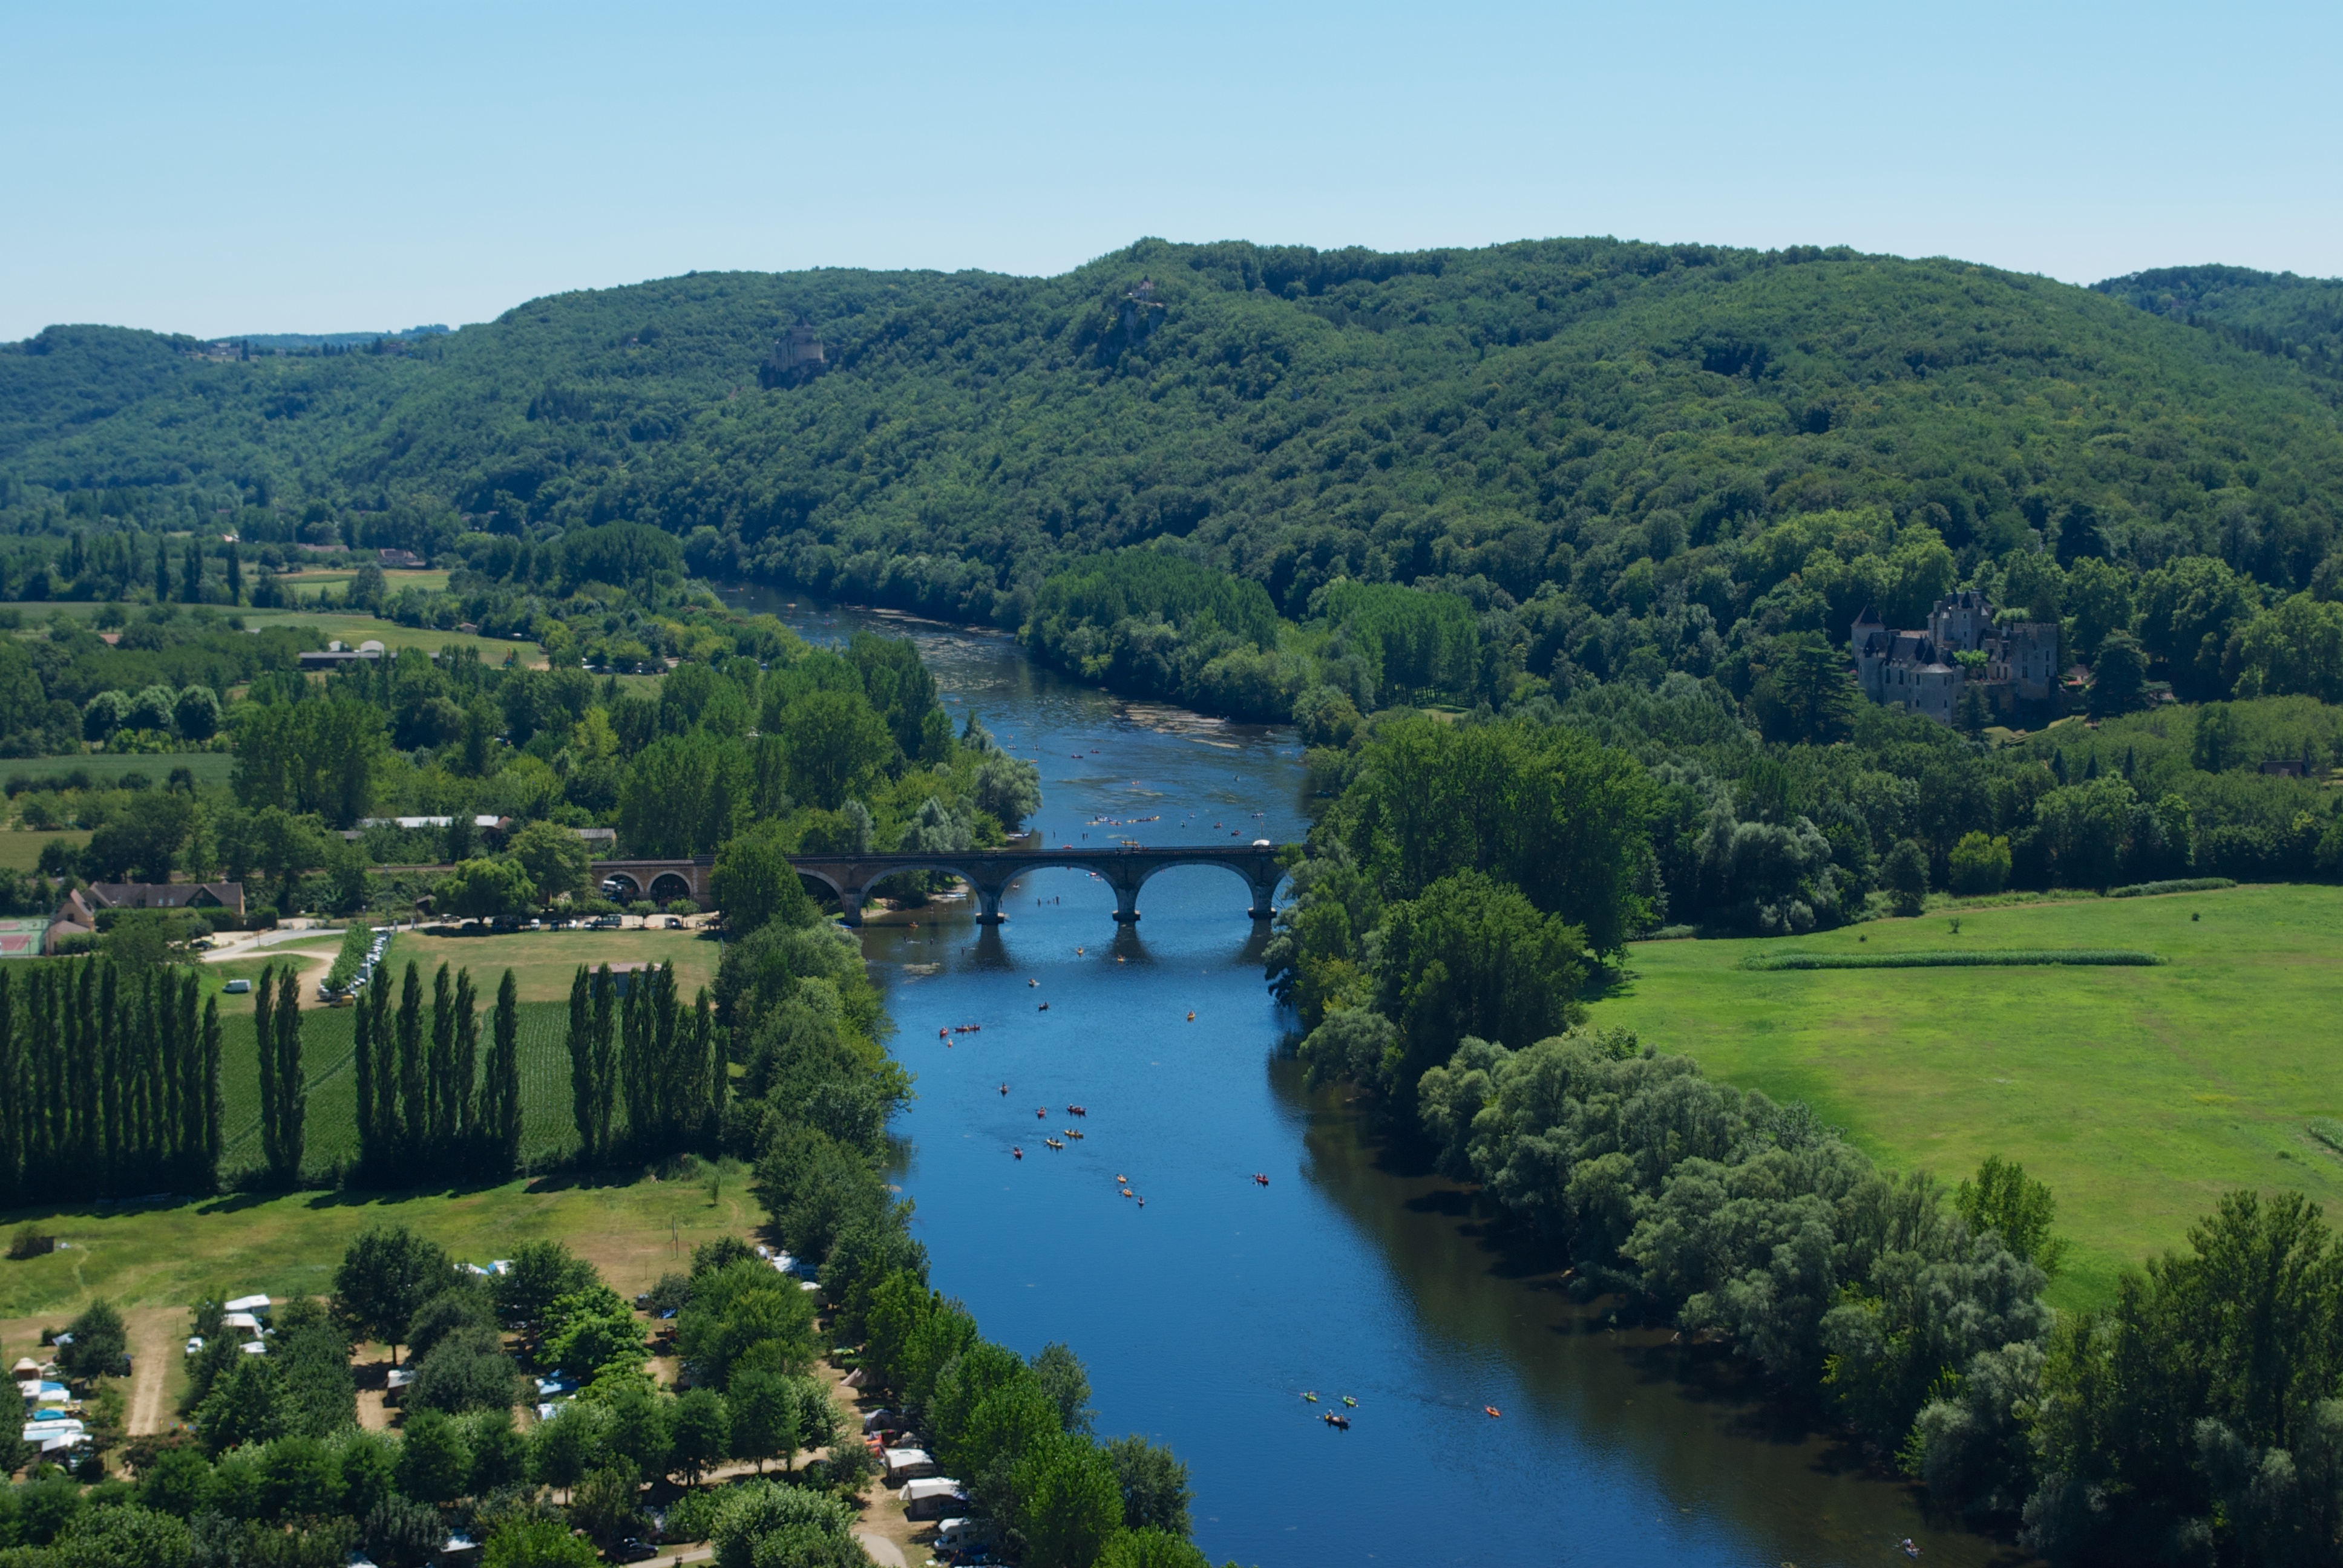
[
  {"left": 1591, "top": 883, "right": 2343, "bottom": 1307},
  {"left": 0, "top": 753, "right": 234, "bottom": 789}
]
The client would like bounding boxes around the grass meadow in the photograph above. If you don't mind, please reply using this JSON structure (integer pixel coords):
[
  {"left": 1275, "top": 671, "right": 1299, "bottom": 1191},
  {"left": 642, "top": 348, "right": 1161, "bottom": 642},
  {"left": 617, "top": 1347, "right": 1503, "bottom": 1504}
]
[
  {"left": 197, "top": 927, "right": 724, "bottom": 1178},
  {"left": 1590, "top": 883, "right": 2343, "bottom": 1308},
  {"left": 0, "top": 1170, "right": 761, "bottom": 1325}
]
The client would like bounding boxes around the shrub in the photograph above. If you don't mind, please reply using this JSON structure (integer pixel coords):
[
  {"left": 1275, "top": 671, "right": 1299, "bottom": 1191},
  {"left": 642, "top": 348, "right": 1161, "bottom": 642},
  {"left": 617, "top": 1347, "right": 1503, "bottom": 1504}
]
[
  {"left": 2106, "top": 876, "right": 2236, "bottom": 898},
  {"left": 8, "top": 1224, "right": 56, "bottom": 1259}
]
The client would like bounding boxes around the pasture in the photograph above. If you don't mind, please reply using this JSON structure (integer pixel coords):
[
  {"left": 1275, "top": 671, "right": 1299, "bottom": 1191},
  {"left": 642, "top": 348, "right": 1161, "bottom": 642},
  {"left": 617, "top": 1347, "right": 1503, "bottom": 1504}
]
[
  {"left": 1591, "top": 884, "right": 2343, "bottom": 1308},
  {"left": 0, "top": 831, "right": 86, "bottom": 870},
  {"left": 198, "top": 927, "right": 725, "bottom": 1177},
  {"left": 0, "top": 753, "right": 235, "bottom": 789},
  {"left": 0, "top": 1167, "right": 761, "bottom": 1324},
  {"left": 232, "top": 609, "right": 539, "bottom": 666}
]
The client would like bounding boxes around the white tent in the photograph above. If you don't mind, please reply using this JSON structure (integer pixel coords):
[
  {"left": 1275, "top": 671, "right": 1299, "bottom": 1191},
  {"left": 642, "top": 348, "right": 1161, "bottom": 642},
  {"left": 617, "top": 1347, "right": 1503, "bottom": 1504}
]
[
  {"left": 882, "top": 1446, "right": 936, "bottom": 1483},
  {"left": 899, "top": 1477, "right": 966, "bottom": 1520},
  {"left": 224, "top": 1295, "right": 270, "bottom": 1314},
  {"left": 221, "top": 1312, "right": 262, "bottom": 1331}
]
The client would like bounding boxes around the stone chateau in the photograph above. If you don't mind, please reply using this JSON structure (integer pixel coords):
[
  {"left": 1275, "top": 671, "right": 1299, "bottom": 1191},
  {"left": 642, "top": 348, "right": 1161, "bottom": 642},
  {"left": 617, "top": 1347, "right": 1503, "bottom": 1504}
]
[{"left": 1851, "top": 591, "right": 2059, "bottom": 725}]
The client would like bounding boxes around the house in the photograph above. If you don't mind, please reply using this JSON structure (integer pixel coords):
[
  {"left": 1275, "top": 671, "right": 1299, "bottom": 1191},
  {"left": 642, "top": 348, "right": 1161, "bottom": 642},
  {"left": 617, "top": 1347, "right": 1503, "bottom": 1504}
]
[
  {"left": 571, "top": 827, "right": 617, "bottom": 848},
  {"left": 1851, "top": 592, "right": 2059, "bottom": 727},
  {"left": 87, "top": 881, "right": 247, "bottom": 918},
  {"left": 376, "top": 549, "right": 427, "bottom": 570},
  {"left": 45, "top": 890, "right": 96, "bottom": 955}
]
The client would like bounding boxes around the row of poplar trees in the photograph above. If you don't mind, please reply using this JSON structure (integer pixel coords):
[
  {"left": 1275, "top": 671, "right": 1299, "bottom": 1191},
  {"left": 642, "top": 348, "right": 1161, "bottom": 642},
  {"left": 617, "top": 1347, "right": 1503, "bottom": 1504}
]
[
  {"left": 565, "top": 961, "right": 725, "bottom": 1165},
  {"left": 251, "top": 965, "right": 307, "bottom": 1185},
  {"left": 0, "top": 961, "right": 226, "bottom": 1203},
  {"left": 350, "top": 960, "right": 524, "bottom": 1181}
]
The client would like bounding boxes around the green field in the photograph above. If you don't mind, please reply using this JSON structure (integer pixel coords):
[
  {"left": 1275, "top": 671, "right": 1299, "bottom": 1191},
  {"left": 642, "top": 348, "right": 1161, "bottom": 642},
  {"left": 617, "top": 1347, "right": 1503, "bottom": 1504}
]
[
  {"left": 0, "top": 1172, "right": 761, "bottom": 1325},
  {"left": 387, "top": 927, "right": 721, "bottom": 1003},
  {"left": 0, "top": 830, "right": 86, "bottom": 870},
  {"left": 1591, "top": 884, "right": 2343, "bottom": 1307},
  {"left": 233, "top": 610, "right": 539, "bottom": 665},
  {"left": 202, "top": 928, "right": 722, "bottom": 1177},
  {"left": 0, "top": 753, "right": 235, "bottom": 789}
]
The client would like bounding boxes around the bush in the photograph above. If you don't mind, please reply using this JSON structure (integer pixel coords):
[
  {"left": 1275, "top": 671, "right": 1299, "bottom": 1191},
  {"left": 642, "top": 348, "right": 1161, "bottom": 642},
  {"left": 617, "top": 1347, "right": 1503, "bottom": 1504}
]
[
  {"left": 2106, "top": 876, "right": 2237, "bottom": 898},
  {"left": 8, "top": 1224, "right": 56, "bottom": 1259},
  {"left": 1881, "top": 838, "right": 1930, "bottom": 916},
  {"left": 664, "top": 898, "right": 700, "bottom": 918}
]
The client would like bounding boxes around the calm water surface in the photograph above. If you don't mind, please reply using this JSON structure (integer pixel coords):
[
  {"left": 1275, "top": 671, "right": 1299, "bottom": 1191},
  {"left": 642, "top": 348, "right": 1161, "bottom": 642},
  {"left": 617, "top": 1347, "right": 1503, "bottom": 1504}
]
[{"left": 727, "top": 589, "right": 2005, "bottom": 1568}]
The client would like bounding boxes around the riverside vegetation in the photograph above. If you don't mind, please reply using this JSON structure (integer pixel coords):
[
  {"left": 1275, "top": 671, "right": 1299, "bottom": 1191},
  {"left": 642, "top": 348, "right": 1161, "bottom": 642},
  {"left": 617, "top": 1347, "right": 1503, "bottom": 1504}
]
[
  {"left": 0, "top": 759, "right": 1211, "bottom": 1568},
  {"left": 1271, "top": 712, "right": 2343, "bottom": 1564}
]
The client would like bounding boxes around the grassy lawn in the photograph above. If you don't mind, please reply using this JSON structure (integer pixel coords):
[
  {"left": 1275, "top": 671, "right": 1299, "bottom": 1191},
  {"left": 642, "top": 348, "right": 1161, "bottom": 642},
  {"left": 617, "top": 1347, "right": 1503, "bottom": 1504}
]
[
  {"left": 1590, "top": 883, "right": 2343, "bottom": 1309},
  {"left": 386, "top": 927, "right": 723, "bottom": 1003},
  {"left": 0, "top": 1171, "right": 762, "bottom": 1330},
  {"left": 0, "top": 830, "right": 87, "bottom": 869}
]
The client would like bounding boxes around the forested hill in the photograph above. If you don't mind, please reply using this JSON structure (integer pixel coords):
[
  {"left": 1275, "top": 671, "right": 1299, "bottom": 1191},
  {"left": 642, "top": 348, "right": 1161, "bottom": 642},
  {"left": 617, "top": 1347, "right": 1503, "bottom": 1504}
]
[{"left": 7, "top": 237, "right": 2343, "bottom": 710}]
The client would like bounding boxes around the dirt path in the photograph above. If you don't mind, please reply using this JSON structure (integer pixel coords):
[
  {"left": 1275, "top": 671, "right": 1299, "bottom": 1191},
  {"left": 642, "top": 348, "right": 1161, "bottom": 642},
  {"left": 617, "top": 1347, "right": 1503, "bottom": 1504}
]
[{"left": 125, "top": 1307, "right": 180, "bottom": 1436}]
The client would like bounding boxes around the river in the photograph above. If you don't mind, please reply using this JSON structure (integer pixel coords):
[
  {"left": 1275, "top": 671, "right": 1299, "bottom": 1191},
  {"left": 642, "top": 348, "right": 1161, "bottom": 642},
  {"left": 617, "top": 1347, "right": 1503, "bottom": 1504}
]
[{"left": 724, "top": 587, "right": 2001, "bottom": 1568}]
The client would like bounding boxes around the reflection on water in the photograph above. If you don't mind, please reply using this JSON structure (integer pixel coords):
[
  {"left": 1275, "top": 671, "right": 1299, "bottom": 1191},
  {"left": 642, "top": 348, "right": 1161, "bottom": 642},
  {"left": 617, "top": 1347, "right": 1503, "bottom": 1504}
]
[{"left": 723, "top": 587, "right": 2010, "bottom": 1567}]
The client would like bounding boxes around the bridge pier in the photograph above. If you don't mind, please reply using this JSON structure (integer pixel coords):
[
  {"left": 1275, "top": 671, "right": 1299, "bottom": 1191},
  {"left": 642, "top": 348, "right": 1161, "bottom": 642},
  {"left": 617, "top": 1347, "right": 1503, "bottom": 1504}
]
[
  {"left": 974, "top": 882, "right": 1006, "bottom": 925},
  {"left": 839, "top": 889, "right": 865, "bottom": 928},
  {"left": 1112, "top": 883, "right": 1141, "bottom": 924},
  {"left": 1248, "top": 871, "right": 1280, "bottom": 921}
]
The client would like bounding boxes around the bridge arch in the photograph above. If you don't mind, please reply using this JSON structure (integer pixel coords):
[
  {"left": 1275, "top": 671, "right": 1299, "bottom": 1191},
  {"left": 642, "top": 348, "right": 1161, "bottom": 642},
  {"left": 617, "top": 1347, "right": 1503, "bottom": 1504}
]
[
  {"left": 648, "top": 872, "right": 695, "bottom": 904},
  {"left": 600, "top": 871, "right": 643, "bottom": 903}
]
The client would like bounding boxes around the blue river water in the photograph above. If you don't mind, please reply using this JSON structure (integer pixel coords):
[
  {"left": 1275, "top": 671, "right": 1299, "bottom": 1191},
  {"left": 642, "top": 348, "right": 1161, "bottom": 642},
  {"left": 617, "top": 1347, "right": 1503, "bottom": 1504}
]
[{"left": 726, "top": 589, "right": 2000, "bottom": 1568}]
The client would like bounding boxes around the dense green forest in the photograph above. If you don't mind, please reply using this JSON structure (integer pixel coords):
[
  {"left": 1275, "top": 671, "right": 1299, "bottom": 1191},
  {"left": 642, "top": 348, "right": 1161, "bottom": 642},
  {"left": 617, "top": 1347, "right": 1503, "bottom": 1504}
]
[{"left": 7, "top": 239, "right": 2343, "bottom": 728}]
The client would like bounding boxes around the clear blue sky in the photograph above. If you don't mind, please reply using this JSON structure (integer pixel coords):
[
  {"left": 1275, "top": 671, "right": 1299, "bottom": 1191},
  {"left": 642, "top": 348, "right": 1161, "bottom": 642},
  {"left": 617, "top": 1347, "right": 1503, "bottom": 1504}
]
[{"left": 4, "top": 0, "right": 2336, "bottom": 341}]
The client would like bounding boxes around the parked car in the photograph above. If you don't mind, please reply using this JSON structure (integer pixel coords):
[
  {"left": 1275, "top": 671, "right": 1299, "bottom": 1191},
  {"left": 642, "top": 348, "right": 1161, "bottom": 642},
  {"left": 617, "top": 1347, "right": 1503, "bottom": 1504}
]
[
  {"left": 610, "top": 1540, "right": 658, "bottom": 1563},
  {"left": 663, "top": 916, "right": 684, "bottom": 929}
]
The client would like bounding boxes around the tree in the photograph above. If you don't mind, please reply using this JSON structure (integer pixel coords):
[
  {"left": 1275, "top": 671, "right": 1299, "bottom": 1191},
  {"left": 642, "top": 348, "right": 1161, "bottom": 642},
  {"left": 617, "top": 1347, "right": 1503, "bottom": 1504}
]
[
  {"left": 1956, "top": 1155, "right": 2068, "bottom": 1276},
  {"left": 974, "top": 753, "right": 1043, "bottom": 831},
  {"left": 1371, "top": 869, "right": 1588, "bottom": 1113},
  {"left": 1947, "top": 831, "right": 2011, "bottom": 897},
  {"left": 2088, "top": 630, "right": 2150, "bottom": 717},
  {"left": 483, "top": 1515, "right": 598, "bottom": 1568},
  {"left": 268, "top": 964, "right": 304, "bottom": 1183},
  {"left": 1014, "top": 1432, "right": 1126, "bottom": 1568},
  {"left": 1096, "top": 1530, "right": 1213, "bottom": 1568},
  {"left": 1881, "top": 838, "right": 1929, "bottom": 916},
  {"left": 669, "top": 1388, "right": 732, "bottom": 1486},
  {"left": 774, "top": 689, "right": 893, "bottom": 811},
  {"left": 526, "top": 1400, "right": 615, "bottom": 1500},
  {"left": 1751, "top": 633, "right": 1856, "bottom": 746},
  {"left": 493, "top": 1238, "right": 600, "bottom": 1328},
  {"left": 710, "top": 825, "right": 818, "bottom": 935},
  {"left": 569, "top": 1459, "right": 646, "bottom": 1548},
  {"left": 1103, "top": 1434, "right": 1192, "bottom": 1537},
  {"left": 410, "top": 1325, "right": 521, "bottom": 1414},
  {"left": 438, "top": 855, "right": 536, "bottom": 920},
  {"left": 482, "top": 967, "right": 523, "bottom": 1171},
  {"left": 56, "top": 1299, "right": 126, "bottom": 1381},
  {"left": 1031, "top": 1342, "right": 1095, "bottom": 1437},
  {"left": 332, "top": 1226, "right": 457, "bottom": 1365},
  {"left": 725, "top": 1367, "right": 796, "bottom": 1474},
  {"left": 395, "top": 1406, "right": 472, "bottom": 1504},
  {"left": 508, "top": 820, "right": 590, "bottom": 908}
]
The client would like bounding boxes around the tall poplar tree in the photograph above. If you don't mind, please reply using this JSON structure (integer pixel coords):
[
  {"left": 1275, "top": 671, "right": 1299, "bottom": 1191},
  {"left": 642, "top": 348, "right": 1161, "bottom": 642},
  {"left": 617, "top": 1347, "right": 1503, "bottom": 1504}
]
[
  {"left": 200, "top": 992, "right": 223, "bottom": 1183},
  {"left": 452, "top": 967, "right": 478, "bottom": 1145},
  {"left": 270, "top": 965, "right": 304, "bottom": 1184},
  {"left": 487, "top": 969, "right": 522, "bottom": 1174},
  {"left": 397, "top": 961, "right": 425, "bottom": 1160},
  {"left": 590, "top": 964, "right": 618, "bottom": 1158},
  {"left": 255, "top": 962, "right": 281, "bottom": 1177},
  {"left": 430, "top": 962, "right": 456, "bottom": 1150},
  {"left": 566, "top": 965, "right": 595, "bottom": 1165},
  {"left": 353, "top": 964, "right": 377, "bottom": 1162}
]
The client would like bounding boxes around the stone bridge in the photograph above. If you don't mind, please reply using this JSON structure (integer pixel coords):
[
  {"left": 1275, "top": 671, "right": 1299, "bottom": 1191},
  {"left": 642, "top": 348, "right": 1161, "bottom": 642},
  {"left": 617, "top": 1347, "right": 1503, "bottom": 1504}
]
[
  {"left": 592, "top": 857, "right": 714, "bottom": 908},
  {"left": 790, "top": 844, "right": 1290, "bottom": 926}
]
